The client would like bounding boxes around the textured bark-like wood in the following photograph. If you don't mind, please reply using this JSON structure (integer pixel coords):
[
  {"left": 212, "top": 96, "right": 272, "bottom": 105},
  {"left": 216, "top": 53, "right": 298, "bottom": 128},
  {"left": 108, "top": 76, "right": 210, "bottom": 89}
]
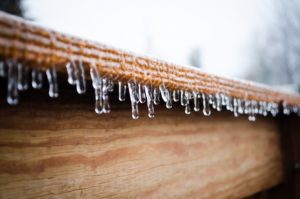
[
  {"left": 0, "top": 88, "right": 283, "bottom": 199},
  {"left": 0, "top": 11, "right": 300, "bottom": 105}
]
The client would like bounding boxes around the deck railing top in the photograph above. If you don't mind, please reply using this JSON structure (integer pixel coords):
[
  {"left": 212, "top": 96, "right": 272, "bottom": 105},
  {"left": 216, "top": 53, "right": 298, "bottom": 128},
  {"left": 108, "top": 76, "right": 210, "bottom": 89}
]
[{"left": 0, "top": 11, "right": 299, "bottom": 120}]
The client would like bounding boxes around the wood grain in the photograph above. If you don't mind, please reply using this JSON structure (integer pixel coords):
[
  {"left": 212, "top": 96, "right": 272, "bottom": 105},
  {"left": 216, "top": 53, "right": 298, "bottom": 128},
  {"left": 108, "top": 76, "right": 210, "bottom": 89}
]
[
  {"left": 0, "top": 88, "right": 283, "bottom": 198},
  {"left": 1, "top": 11, "right": 300, "bottom": 105}
]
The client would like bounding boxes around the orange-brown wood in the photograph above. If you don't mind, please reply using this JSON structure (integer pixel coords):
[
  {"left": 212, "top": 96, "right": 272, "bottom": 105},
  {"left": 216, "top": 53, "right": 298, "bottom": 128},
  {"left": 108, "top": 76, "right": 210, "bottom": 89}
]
[
  {"left": 0, "top": 88, "right": 283, "bottom": 198},
  {"left": 0, "top": 11, "right": 300, "bottom": 105}
]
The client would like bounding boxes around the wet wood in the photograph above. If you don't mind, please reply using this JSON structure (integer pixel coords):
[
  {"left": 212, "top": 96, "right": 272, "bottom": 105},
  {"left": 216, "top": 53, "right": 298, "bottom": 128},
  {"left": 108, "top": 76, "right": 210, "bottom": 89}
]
[{"left": 0, "top": 89, "right": 283, "bottom": 198}]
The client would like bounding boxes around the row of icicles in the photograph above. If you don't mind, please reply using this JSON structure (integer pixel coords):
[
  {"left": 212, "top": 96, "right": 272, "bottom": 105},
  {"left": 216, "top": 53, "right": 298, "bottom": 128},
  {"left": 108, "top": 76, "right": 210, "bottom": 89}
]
[{"left": 0, "top": 59, "right": 299, "bottom": 121}]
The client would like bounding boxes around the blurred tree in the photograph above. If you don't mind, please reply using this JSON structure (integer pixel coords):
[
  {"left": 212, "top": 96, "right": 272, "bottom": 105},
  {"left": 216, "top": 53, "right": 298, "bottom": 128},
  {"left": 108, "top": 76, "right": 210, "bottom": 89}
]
[
  {"left": 189, "top": 47, "right": 202, "bottom": 68},
  {"left": 247, "top": 0, "right": 300, "bottom": 87},
  {"left": 0, "top": 0, "right": 24, "bottom": 17}
]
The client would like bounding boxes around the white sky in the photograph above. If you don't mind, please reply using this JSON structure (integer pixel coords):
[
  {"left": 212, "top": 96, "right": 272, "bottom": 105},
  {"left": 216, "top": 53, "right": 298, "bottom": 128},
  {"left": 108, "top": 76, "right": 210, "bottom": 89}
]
[{"left": 23, "top": 0, "right": 272, "bottom": 78}]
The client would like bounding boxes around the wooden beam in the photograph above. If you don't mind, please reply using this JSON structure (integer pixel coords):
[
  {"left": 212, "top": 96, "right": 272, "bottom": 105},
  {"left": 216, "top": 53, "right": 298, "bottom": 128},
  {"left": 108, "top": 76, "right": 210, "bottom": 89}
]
[
  {"left": 0, "top": 11, "right": 300, "bottom": 105},
  {"left": 0, "top": 87, "right": 283, "bottom": 198}
]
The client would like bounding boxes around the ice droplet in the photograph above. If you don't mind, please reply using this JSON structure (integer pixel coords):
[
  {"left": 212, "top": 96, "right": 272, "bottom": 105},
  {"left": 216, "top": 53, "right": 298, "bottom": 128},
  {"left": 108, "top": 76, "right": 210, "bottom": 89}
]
[
  {"left": 144, "top": 85, "right": 155, "bottom": 118},
  {"left": 17, "top": 63, "right": 29, "bottom": 91},
  {"left": 202, "top": 93, "right": 211, "bottom": 116},
  {"left": 128, "top": 82, "right": 139, "bottom": 119},
  {"left": 31, "top": 70, "right": 43, "bottom": 89},
  {"left": 90, "top": 66, "right": 103, "bottom": 114},
  {"left": 0, "top": 60, "right": 6, "bottom": 77},
  {"left": 193, "top": 92, "right": 200, "bottom": 112},
  {"left": 6, "top": 60, "right": 18, "bottom": 105},
  {"left": 172, "top": 90, "right": 179, "bottom": 102},
  {"left": 75, "top": 60, "right": 86, "bottom": 94},
  {"left": 66, "top": 61, "right": 77, "bottom": 85},
  {"left": 248, "top": 114, "right": 256, "bottom": 122},
  {"left": 153, "top": 87, "right": 160, "bottom": 105},
  {"left": 102, "top": 78, "right": 111, "bottom": 113},
  {"left": 118, "top": 81, "right": 127, "bottom": 101},
  {"left": 138, "top": 83, "right": 146, "bottom": 103},
  {"left": 46, "top": 66, "right": 59, "bottom": 98},
  {"left": 159, "top": 85, "right": 172, "bottom": 109}
]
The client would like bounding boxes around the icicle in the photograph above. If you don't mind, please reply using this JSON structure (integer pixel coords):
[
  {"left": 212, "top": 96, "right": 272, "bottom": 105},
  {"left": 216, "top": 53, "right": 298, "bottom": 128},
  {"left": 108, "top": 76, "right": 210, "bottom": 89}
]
[
  {"left": 180, "top": 90, "right": 187, "bottom": 106},
  {"left": 261, "top": 102, "right": 268, "bottom": 116},
  {"left": 118, "top": 81, "right": 127, "bottom": 101},
  {"left": 31, "top": 70, "right": 43, "bottom": 89},
  {"left": 108, "top": 79, "right": 114, "bottom": 92},
  {"left": 75, "top": 60, "right": 86, "bottom": 94},
  {"left": 66, "top": 61, "right": 86, "bottom": 94},
  {"left": 94, "top": 87, "right": 103, "bottom": 114},
  {"left": 252, "top": 100, "right": 259, "bottom": 114},
  {"left": 283, "top": 102, "right": 290, "bottom": 115},
  {"left": 202, "top": 94, "right": 211, "bottom": 116},
  {"left": 215, "top": 93, "right": 222, "bottom": 111},
  {"left": 6, "top": 60, "right": 18, "bottom": 105},
  {"left": 128, "top": 82, "right": 139, "bottom": 119},
  {"left": 248, "top": 100, "right": 257, "bottom": 122},
  {"left": 184, "top": 91, "right": 192, "bottom": 114},
  {"left": 17, "top": 63, "right": 29, "bottom": 91},
  {"left": 144, "top": 85, "right": 155, "bottom": 118},
  {"left": 102, "top": 78, "right": 111, "bottom": 113},
  {"left": 208, "top": 94, "right": 214, "bottom": 105},
  {"left": 185, "top": 100, "right": 191, "bottom": 114},
  {"left": 233, "top": 98, "right": 239, "bottom": 117},
  {"left": 237, "top": 99, "right": 244, "bottom": 114},
  {"left": 159, "top": 85, "right": 172, "bottom": 109},
  {"left": 90, "top": 66, "right": 103, "bottom": 114},
  {"left": 153, "top": 87, "right": 160, "bottom": 105},
  {"left": 220, "top": 93, "right": 227, "bottom": 106},
  {"left": 226, "top": 96, "right": 233, "bottom": 112},
  {"left": 270, "top": 102, "right": 278, "bottom": 117},
  {"left": 208, "top": 94, "right": 217, "bottom": 110},
  {"left": 138, "top": 83, "right": 146, "bottom": 103},
  {"left": 46, "top": 66, "right": 59, "bottom": 98},
  {"left": 66, "top": 61, "right": 76, "bottom": 85},
  {"left": 172, "top": 90, "right": 179, "bottom": 102},
  {"left": 0, "top": 60, "right": 5, "bottom": 77},
  {"left": 193, "top": 92, "right": 200, "bottom": 112},
  {"left": 244, "top": 100, "right": 249, "bottom": 114}
]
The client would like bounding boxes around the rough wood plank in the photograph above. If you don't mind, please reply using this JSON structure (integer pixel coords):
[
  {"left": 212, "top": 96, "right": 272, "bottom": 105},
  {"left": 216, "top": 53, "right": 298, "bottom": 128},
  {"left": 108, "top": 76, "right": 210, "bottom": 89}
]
[
  {"left": 0, "top": 89, "right": 283, "bottom": 199},
  {"left": 1, "top": 11, "right": 300, "bottom": 105}
]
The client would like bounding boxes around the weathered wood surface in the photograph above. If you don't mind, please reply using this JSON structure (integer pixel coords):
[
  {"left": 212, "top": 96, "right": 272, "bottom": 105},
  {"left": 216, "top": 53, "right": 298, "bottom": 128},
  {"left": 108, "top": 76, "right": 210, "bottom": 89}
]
[
  {"left": 0, "top": 88, "right": 283, "bottom": 198},
  {"left": 1, "top": 11, "right": 300, "bottom": 105}
]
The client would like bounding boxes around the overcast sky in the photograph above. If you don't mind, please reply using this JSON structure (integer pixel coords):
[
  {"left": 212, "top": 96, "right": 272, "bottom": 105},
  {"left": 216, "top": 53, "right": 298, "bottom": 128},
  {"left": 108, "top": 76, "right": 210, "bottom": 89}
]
[{"left": 23, "top": 0, "right": 272, "bottom": 78}]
